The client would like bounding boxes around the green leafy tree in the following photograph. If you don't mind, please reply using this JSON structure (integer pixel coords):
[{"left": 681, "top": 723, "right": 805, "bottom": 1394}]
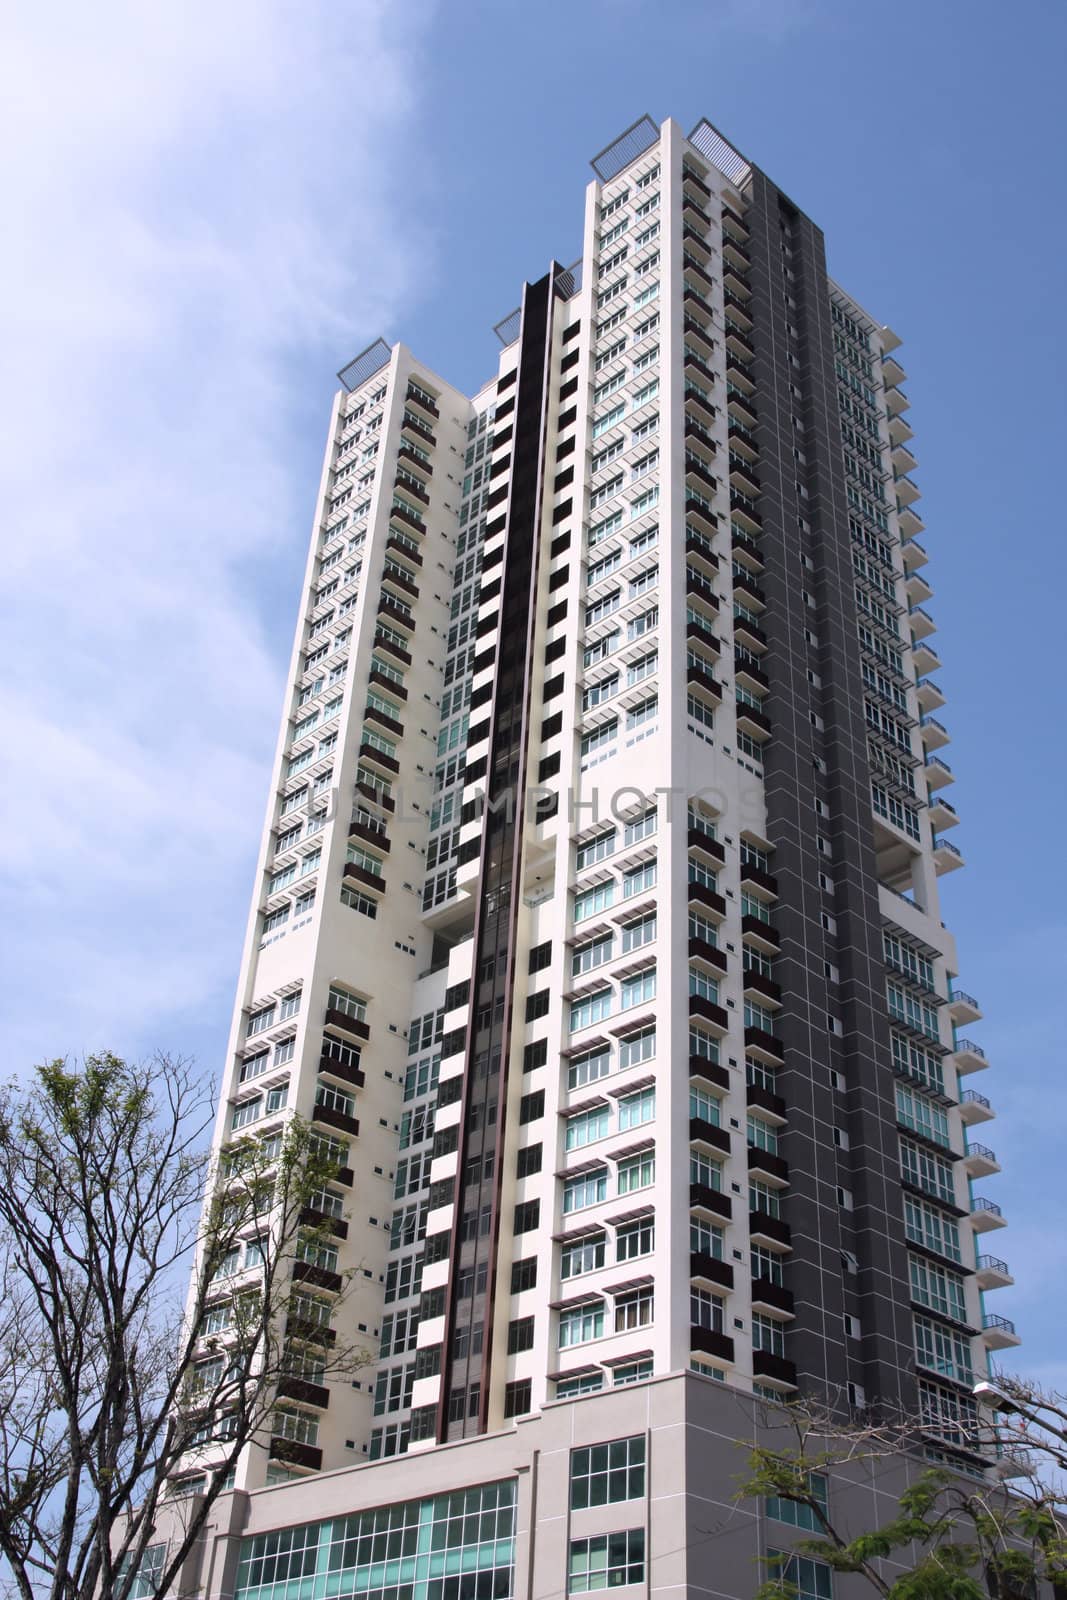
[
  {"left": 740, "top": 1404, "right": 1067, "bottom": 1600},
  {"left": 0, "top": 1054, "right": 368, "bottom": 1600}
]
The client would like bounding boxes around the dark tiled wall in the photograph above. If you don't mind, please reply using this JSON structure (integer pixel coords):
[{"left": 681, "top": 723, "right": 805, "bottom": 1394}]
[{"left": 743, "top": 172, "right": 916, "bottom": 1414}]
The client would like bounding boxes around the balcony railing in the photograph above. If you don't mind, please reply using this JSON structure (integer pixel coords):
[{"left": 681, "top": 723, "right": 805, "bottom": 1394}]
[
  {"left": 977, "top": 1255, "right": 1010, "bottom": 1277},
  {"left": 956, "top": 1038, "right": 985, "bottom": 1058},
  {"left": 972, "top": 1197, "right": 1002, "bottom": 1218},
  {"left": 961, "top": 1089, "right": 991, "bottom": 1110},
  {"left": 952, "top": 989, "right": 980, "bottom": 1010},
  {"left": 983, "top": 1314, "right": 1016, "bottom": 1334}
]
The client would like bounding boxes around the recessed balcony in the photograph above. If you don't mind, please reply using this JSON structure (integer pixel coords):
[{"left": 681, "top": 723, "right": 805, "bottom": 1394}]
[
  {"left": 910, "top": 606, "right": 936, "bottom": 641},
  {"left": 932, "top": 837, "right": 964, "bottom": 874},
  {"left": 963, "top": 1143, "right": 1000, "bottom": 1178},
  {"left": 975, "top": 1254, "right": 1014, "bottom": 1291},
  {"left": 953, "top": 1037, "right": 988, "bottom": 1075},
  {"left": 948, "top": 990, "right": 982, "bottom": 1026},
  {"left": 970, "top": 1196, "right": 1005, "bottom": 1232},
  {"left": 981, "top": 1313, "right": 1020, "bottom": 1350},
  {"left": 959, "top": 1088, "right": 994, "bottom": 1125},
  {"left": 928, "top": 795, "right": 958, "bottom": 832}
]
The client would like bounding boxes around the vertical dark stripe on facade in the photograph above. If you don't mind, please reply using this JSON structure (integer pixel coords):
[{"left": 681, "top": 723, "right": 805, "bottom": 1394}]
[
  {"left": 435, "top": 269, "right": 557, "bottom": 1440},
  {"left": 743, "top": 172, "right": 916, "bottom": 1414}
]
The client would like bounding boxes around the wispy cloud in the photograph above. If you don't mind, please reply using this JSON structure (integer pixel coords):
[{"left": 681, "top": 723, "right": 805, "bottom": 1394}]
[{"left": 0, "top": 0, "right": 432, "bottom": 1067}]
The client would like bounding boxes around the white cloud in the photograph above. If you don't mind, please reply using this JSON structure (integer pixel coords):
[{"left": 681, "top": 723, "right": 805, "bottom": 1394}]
[{"left": 0, "top": 0, "right": 432, "bottom": 1065}]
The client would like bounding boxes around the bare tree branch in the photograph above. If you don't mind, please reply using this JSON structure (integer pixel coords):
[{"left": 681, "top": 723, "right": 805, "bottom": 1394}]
[{"left": 0, "top": 1052, "right": 371, "bottom": 1600}]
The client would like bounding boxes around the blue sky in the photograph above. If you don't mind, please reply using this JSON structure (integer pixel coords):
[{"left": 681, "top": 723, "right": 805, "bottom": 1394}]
[{"left": 2, "top": 0, "right": 1063, "bottom": 1387}]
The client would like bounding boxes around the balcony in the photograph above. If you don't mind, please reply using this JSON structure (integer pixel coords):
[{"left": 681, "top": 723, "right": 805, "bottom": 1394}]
[
  {"left": 685, "top": 417, "right": 718, "bottom": 461},
  {"left": 342, "top": 860, "right": 386, "bottom": 898},
  {"left": 743, "top": 969, "right": 781, "bottom": 1007},
  {"left": 686, "top": 617, "right": 720, "bottom": 658},
  {"left": 393, "top": 470, "right": 429, "bottom": 506},
  {"left": 909, "top": 606, "right": 936, "bottom": 640},
  {"left": 933, "top": 838, "right": 964, "bottom": 875},
  {"left": 739, "top": 860, "right": 778, "bottom": 898},
  {"left": 364, "top": 702, "right": 404, "bottom": 739},
  {"left": 312, "top": 1100, "right": 360, "bottom": 1139},
  {"left": 725, "top": 356, "right": 756, "bottom": 398},
  {"left": 685, "top": 532, "right": 719, "bottom": 578},
  {"left": 682, "top": 195, "right": 711, "bottom": 229},
  {"left": 723, "top": 290, "right": 753, "bottom": 330},
  {"left": 358, "top": 740, "right": 400, "bottom": 777},
  {"left": 726, "top": 385, "right": 757, "bottom": 426},
  {"left": 745, "top": 1081, "right": 787, "bottom": 1125},
  {"left": 318, "top": 1051, "right": 365, "bottom": 1091},
  {"left": 920, "top": 716, "right": 950, "bottom": 751},
  {"left": 751, "top": 1349, "right": 797, "bottom": 1389},
  {"left": 373, "top": 631, "right": 412, "bottom": 667},
  {"left": 734, "top": 651, "right": 768, "bottom": 692},
  {"left": 735, "top": 702, "right": 772, "bottom": 742},
  {"left": 687, "top": 828, "right": 726, "bottom": 866},
  {"left": 729, "top": 455, "right": 760, "bottom": 498},
  {"left": 895, "top": 474, "right": 921, "bottom": 508},
  {"left": 959, "top": 1088, "right": 994, "bottom": 1125},
  {"left": 277, "top": 1376, "right": 331, "bottom": 1410},
  {"left": 885, "top": 385, "right": 910, "bottom": 417},
  {"left": 747, "top": 1144, "right": 789, "bottom": 1185},
  {"left": 685, "top": 453, "right": 718, "bottom": 495},
  {"left": 405, "top": 382, "right": 440, "bottom": 421},
  {"left": 400, "top": 413, "right": 436, "bottom": 450},
  {"left": 690, "top": 1115, "right": 731, "bottom": 1155},
  {"left": 686, "top": 567, "right": 718, "bottom": 612},
  {"left": 975, "top": 1254, "right": 1014, "bottom": 1291},
  {"left": 924, "top": 755, "right": 953, "bottom": 790},
  {"left": 690, "top": 1325, "right": 735, "bottom": 1364},
  {"left": 742, "top": 914, "right": 780, "bottom": 955},
  {"left": 948, "top": 990, "right": 982, "bottom": 1026},
  {"left": 689, "top": 992, "right": 730, "bottom": 1034},
  {"left": 928, "top": 796, "right": 958, "bottom": 833},
  {"left": 682, "top": 222, "right": 712, "bottom": 259},
  {"left": 269, "top": 1437, "right": 322, "bottom": 1473},
  {"left": 970, "top": 1196, "right": 1006, "bottom": 1232},
  {"left": 883, "top": 356, "right": 907, "bottom": 389},
  {"left": 733, "top": 613, "right": 768, "bottom": 654},
  {"left": 377, "top": 594, "right": 416, "bottom": 634},
  {"left": 683, "top": 253, "right": 715, "bottom": 293},
  {"left": 744, "top": 1026, "right": 784, "bottom": 1065},
  {"left": 898, "top": 506, "right": 924, "bottom": 540},
  {"left": 916, "top": 680, "right": 945, "bottom": 715},
  {"left": 732, "top": 569, "right": 766, "bottom": 611},
  {"left": 912, "top": 639, "right": 940, "bottom": 675},
  {"left": 687, "top": 879, "right": 727, "bottom": 920},
  {"left": 963, "top": 1143, "right": 1000, "bottom": 1178},
  {"left": 748, "top": 1210, "right": 791, "bottom": 1249},
  {"left": 388, "top": 500, "right": 427, "bottom": 537},
  {"left": 689, "top": 1181, "right": 732, "bottom": 1221},
  {"left": 397, "top": 443, "right": 432, "bottom": 480},
  {"left": 690, "top": 1251, "right": 734, "bottom": 1291},
  {"left": 902, "top": 538, "right": 929, "bottom": 572},
  {"left": 325, "top": 1000, "right": 371, "bottom": 1039},
  {"left": 292, "top": 1258, "right": 344, "bottom": 1295},
  {"left": 722, "top": 263, "right": 750, "bottom": 301},
  {"left": 906, "top": 572, "right": 934, "bottom": 608},
  {"left": 888, "top": 411, "right": 913, "bottom": 446},
  {"left": 690, "top": 1053, "right": 730, "bottom": 1093},
  {"left": 982, "top": 1314, "right": 1021, "bottom": 1351},
  {"left": 750, "top": 1277, "right": 795, "bottom": 1318},
  {"left": 954, "top": 1039, "right": 988, "bottom": 1075}
]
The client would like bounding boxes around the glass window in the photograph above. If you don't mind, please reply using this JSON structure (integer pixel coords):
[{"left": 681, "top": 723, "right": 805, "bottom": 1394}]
[
  {"left": 561, "top": 1234, "right": 606, "bottom": 1279},
  {"left": 568, "top": 1530, "right": 646, "bottom": 1593},
  {"left": 570, "top": 1436, "right": 646, "bottom": 1509},
  {"left": 567, "top": 1106, "right": 610, "bottom": 1150},
  {"left": 559, "top": 1302, "right": 606, "bottom": 1348},
  {"left": 619, "top": 1087, "right": 655, "bottom": 1130},
  {"left": 564, "top": 1169, "right": 608, "bottom": 1214}
]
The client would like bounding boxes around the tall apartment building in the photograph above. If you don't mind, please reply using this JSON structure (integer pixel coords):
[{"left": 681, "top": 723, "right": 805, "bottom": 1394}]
[{"left": 166, "top": 116, "right": 1019, "bottom": 1600}]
